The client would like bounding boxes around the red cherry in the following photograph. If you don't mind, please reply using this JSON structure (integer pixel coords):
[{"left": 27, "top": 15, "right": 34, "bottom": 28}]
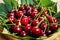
[
  {"left": 31, "top": 9, "right": 38, "bottom": 17},
  {"left": 40, "top": 31, "right": 46, "bottom": 36},
  {"left": 8, "top": 16, "right": 15, "bottom": 23},
  {"left": 25, "top": 24, "right": 32, "bottom": 33},
  {"left": 16, "top": 11, "right": 23, "bottom": 18},
  {"left": 51, "top": 23, "right": 58, "bottom": 30},
  {"left": 11, "top": 26, "right": 22, "bottom": 33},
  {"left": 43, "top": 10, "right": 48, "bottom": 14},
  {"left": 47, "top": 16, "right": 53, "bottom": 23},
  {"left": 30, "top": 4, "right": 36, "bottom": 8},
  {"left": 27, "top": 6, "right": 32, "bottom": 11},
  {"left": 37, "top": 7, "right": 41, "bottom": 12},
  {"left": 20, "top": 31, "right": 26, "bottom": 37},
  {"left": 32, "top": 20, "right": 39, "bottom": 26},
  {"left": 21, "top": 16, "right": 29, "bottom": 25},
  {"left": 19, "top": 6, "right": 25, "bottom": 11},
  {"left": 15, "top": 19, "right": 21, "bottom": 25},
  {"left": 53, "top": 17, "right": 57, "bottom": 23},
  {"left": 45, "top": 29, "right": 51, "bottom": 35},
  {"left": 24, "top": 5, "right": 28, "bottom": 11},
  {"left": 8, "top": 12, "right": 14, "bottom": 17},
  {"left": 38, "top": 17, "right": 44, "bottom": 21},
  {"left": 40, "top": 22, "right": 47, "bottom": 30},
  {"left": 32, "top": 27, "right": 42, "bottom": 35}
]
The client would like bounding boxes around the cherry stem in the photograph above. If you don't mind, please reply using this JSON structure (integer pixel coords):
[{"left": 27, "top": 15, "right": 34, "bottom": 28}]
[{"left": 36, "top": 19, "right": 44, "bottom": 28}]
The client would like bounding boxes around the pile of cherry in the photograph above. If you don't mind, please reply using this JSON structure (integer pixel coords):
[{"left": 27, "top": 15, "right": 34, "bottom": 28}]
[{"left": 7, "top": 5, "right": 58, "bottom": 38}]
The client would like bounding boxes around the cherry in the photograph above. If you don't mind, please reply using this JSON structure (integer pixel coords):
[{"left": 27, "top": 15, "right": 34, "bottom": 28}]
[
  {"left": 8, "top": 12, "right": 14, "bottom": 17},
  {"left": 21, "top": 16, "right": 29, "bottom": 25},
  {"left": 37, "top": 7, "right": 41, "bottom": 12},
  {"left": 16, "top": 11, "right": 23, "bottom": 18},
  {"left": 24, "top": 5, "right": 28, "bottom": 11},
  {"left": 25, "top": 24, "right": 32, "bottom": 33},
  {"left": 43, "top": 10, "right": 49, "bottom": 14},
  {"left": 27, "top": 6, "right": 32, "bottom": 11},
  {"left": 38, "top": 17, "right": 44, "bottom": 21},
  {"left": 47, "top": 16, "right": 53, "bottom": 23},
  {"left": 40, "top": 22, "right": 47, "bottom": 30},
  {"left": 31, "top": 9, "right": 38, "bottom": 17},
  {"left": 51, "top": 23, "right": 58, "bottom": 30},
  {"left": 19, "top": 6, "right": 25, "bottom": 11},
  {"left": 8, "top": 16, "right": 15, "bottom": 23},
  {"left": 32, "top": 20, "right": 39, "bottom": 26},
  {"left": 40, "top": 31, "right": 46, "bottom": 36},
  {"left": 20, "top": 31, "right": 26, "bottom": 37},
  {"left": 15, "top": 19, "right": 21, "bottom": 25},
  {"left": 11, "top": 26, "right": 22, "bottom": 33},
  {"left": 30, "top": 4, "right": 36, "bottom": 8},
  {"left": 53, "top": 17, "right": 57, "bottom": 23},
  {"left": 45, "top": 29, "right": 52, "bottom": 35},
  {"left": 32, "top": 27, "right": 42, "bottom": 35},
  {"left": 27, "top": 10, "right": 32, "bottom": 16}
]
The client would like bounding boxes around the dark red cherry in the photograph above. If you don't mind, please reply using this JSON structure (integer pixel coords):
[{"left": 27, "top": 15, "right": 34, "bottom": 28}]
[
  {"left": 45, "top": 29, "right": 51, "bottom": 35},
  {"left": 19, "top": 6, "right": 25, "bottom": 11},
  {"left": 53, "top": 17, "right": 57, "bottom": 23},
  {"left": 43, "top": 10, "right": 49, "bottom": 14},
  {"left": 15, "top": 19, "right": 21, "bottom": 25},
  {"left": 16, "top": 11, "right": 23, "bottom": 18},
  {"left": 37, "top": 7, "right": 41, "bottom": 12},
  {"left": 27, "top": 6, "right": 32, "bottom": 11},
  {"left": 31, "top": 9, "right": 38, "bottom": 17},
  {"left": 38, "top": 17, "right": 44, "bottom": 21},
  {"left": 51, "top": 23, "right": 58, "bottom": 30},
  {"left": 40, "top": 22, "right": 47, "bottom": 30},
  {"left": 30, "top": 4, "right": 36, "bottom": 8},
  {"left": 25, "top": 24, "right": 32, "bottom": 33},
  {"left": 11, "top": 26, "right": 22, "bottom": 33},
  {"left": 40, "top": 31, "right": 46, "bottom": 36},
  {"left": 32, "top": 20, "right": 39, "bottom": 26},
  {"left": 21, "top": 16, "right": 29, "bottom": 25},
  {"left": 8, "top": 16, "right": 15, "bottom": 23},
  {"left": 32, "top": 27, "right": 42, "bottom": 35},
  {"left": 20, "top": 31, "right": 26, "bottom": 37},
  {"left": 8, "top": 11, "right": 14, "bottom": 17},
  {"left": 47, "top": 16, "right": 53, "bottom": 23}
]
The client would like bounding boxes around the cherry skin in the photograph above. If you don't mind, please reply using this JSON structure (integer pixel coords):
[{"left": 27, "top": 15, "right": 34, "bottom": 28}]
[
  {"left": 32, "top": 27, "right": 42, "bottom": 35},
  {"left": 11, "top": 26, "right": 22, "bottom": 33},
  {"left": 20, "top": 31, "right": 26, "bottom": 37},
  {"left": 16, "top": 11, "right": 23, "bottom": 18},
  {"left": 45, "top": 29, "right": 52, "bottom": 36},
  {"left": 53, "top": 17, "right": 57, "bottom": 23},
  {"left": 47, "top": 16, "right": 53, "bottom": 23},
  {"left": 21, "top": 16, "right": 29, "bottom": 25},
  {"left": 37, "top": 7, "right": 41, "bottom": 12},
  {"left": 32, "top": 20, "right": 39, "bottom": 26},
  {"left": 51, "top": 23, "right": 58, "bottom": 30},
  {"left": 8, "top": 16, "right": 15, "bottom": 23},
  {"left": 40, "top": 31, "right": 46, "bottom": 36},
  {"left": 38, "top": 17, "right": 44, "bottom": 21},
  {"left": 25, "top": 24, "right": 32, "bottom": 33},
  {"left": 15, "top": 19, "right": 21, "bottom": 25},
  {"left": 43, "top": 10, "right": 49, "bottom": 14},
  {"left": 19, "top": 6, "right": 25, "bottom": 11},
  {"left": 40, "top": 22, "right": 47, "bottom": 30},
  {"left": 31, "top": 9, "right": 38, "bottom": 17},
  {"left": 8, "top": 11, "right": 14, "bottom": 17}
]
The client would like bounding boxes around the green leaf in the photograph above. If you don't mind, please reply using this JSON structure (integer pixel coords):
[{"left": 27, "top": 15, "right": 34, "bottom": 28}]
[
  {"left": 26, "top": 0, "right": 30, "bottom": 5},
  {"left": 11, "top": 0, "right": 18, "bottom": 9},
  {"left": 0, "top": 3, "right": 8, "bottom": 13},
  {"left": 30, "top": 0, "right": 34, "bottom": 4},
  {"left": 21, "top": 0, "right": 26, "bottom": 5},
  {"left": 3, "top": 0, "right": 13, "bottom": 12},
  {"left": 40, "top": 0, "right": 55, "bottom": 7},
  {"left": 54, "top": 12, "right": 60, "bottom": 18}
]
